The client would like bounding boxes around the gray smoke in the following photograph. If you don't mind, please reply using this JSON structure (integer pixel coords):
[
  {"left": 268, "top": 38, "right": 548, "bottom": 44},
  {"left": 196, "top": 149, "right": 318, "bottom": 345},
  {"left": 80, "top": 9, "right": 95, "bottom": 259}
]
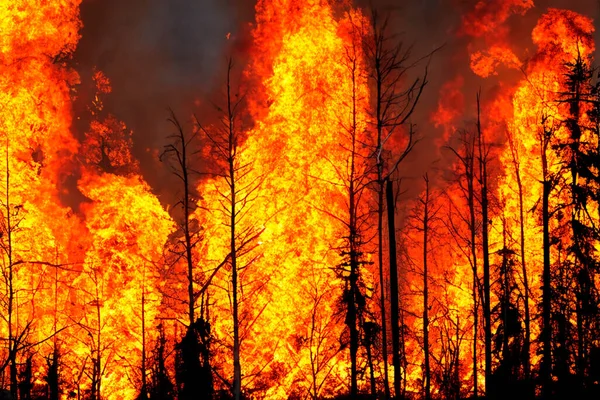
[
  {"left": 73, "top": 0, "right": 600, "bottom": 200},
  {"left": 74, "top": 0, "right": 246, "bottom": 197}
]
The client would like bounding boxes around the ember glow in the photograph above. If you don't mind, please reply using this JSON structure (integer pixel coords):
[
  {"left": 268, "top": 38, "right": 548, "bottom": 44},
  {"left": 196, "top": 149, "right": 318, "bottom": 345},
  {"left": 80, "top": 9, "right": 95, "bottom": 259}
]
[{"left": 2, "top": 0, "right": 600, "bottom": 399}]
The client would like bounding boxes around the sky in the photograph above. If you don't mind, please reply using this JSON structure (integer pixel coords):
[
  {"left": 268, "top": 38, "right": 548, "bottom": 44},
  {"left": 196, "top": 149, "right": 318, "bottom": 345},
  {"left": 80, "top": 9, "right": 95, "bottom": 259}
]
[{"left": 73, "top": 0, "right": 600, "bottom": 199}]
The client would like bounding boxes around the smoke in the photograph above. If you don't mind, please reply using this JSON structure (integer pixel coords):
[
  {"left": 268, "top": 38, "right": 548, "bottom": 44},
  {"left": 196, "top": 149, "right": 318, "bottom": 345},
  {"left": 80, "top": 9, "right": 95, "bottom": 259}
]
[
  {"left": 74, "top": 0, "right": 249, "bottom": 198},
  {"left": 74, "top": 0, "right": 600, "bottom": 200}
]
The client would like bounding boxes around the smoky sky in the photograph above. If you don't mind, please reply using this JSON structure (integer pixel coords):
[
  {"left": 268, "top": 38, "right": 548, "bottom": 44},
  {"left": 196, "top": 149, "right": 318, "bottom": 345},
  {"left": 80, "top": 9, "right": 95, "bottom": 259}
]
[
  {"left": 73, "top": 0, "right": 600, "bottom": 200},
  {"left": 74, "top": 0, "right": 245, "bottom": 198}
]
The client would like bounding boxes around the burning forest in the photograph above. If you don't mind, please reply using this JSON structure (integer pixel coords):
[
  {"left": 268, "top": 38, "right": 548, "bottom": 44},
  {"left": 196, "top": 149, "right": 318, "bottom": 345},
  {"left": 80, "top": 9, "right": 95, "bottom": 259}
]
[{"left": 2, "top": 0, "right": 600, "bottom": 399}]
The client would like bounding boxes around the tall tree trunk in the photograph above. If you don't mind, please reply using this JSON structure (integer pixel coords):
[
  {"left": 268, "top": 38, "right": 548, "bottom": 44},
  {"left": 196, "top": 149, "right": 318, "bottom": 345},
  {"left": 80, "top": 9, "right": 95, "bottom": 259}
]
[
  {"left": 515, "top": 154, "right": 531, "bottom": 380},
  {"left": 378, "top": 177, "right": 389, "bottom": 398},
  {"left": 94, "top": 282, "right": 102, "bottom": 400},
  {"left": 182, "top": 137, "right": 195, "bottom": 327},
  {"left": 467, "top": 136, "right": 479, "bottom": 398},
  {"left": 386, "top": 179, "right": 401, "bottom": 399},
  {"left": 366, "top": 330, "right": 377, "bottom": 396},
  {"left": 455, "top": 315, "right": 461, "bottom": 400},
  {"left": 227, "top": 61, "right": 242, "bottom": 400},
  {"left": 477, "top": 93, "right": 492, "bottom": 396},
  {"left": 567, "top": 68, "right": 586, "bottom": 386},
  {"left": 5, "top": 139, "right": 17, "bottom": 400},
  {"left": 348, "top": 75, "right": 359, "bottom": 400},
  {"left": 541, "top": 124, "right": 552, "bottom": 398},
  {"left": 374, "top": 18, "right": 390, "bottom": 393},
  {"left": 141, "top": 270, "right": 148, "bottom": 400},
  {"left": 422, "top": 175, "right": 431, "bottom": 400},
  {"left": 507, "top": 129, "right": 531, "bottom": 383}
]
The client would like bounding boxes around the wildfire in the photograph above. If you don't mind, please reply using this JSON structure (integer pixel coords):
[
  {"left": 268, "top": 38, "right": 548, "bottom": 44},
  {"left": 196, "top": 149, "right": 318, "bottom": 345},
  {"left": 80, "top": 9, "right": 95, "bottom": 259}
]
[
  {"left": 198, "top": 2, "right": 374, "bottom": 396},
  {"left": 1, "top": 0, "right": 600, "bottom": 399}
]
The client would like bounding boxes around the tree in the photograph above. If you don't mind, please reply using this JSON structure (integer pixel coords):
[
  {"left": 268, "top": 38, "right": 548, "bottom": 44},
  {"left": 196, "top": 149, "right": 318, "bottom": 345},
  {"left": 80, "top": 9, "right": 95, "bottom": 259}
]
[
  {"left": 553, "top": 53, "right": 600, "bottom": 395},
  {"left": 539, "top": 112, "right": 560, "bottom": 398},
  {"left": 417, "top": 174, "right": 434, "bottom": 400},
  {"left": 444, "top": 127, "right": 481, "bottom": 398},
  {"left": 44, "top": 346, "right": 60, "bottom": 400},
  {"left": 363, "top": 8, "right": 429, "bottom": 398},
  {"left": 303, "top": 267, "right": 343, "bottom": 399},
  {"left": 161, "top": 112, "right": 202, "bottom": 328},
  {"left": 161, "top": 112, "right": 213, "bottom": 400},
  {"left": 505, "top": 125, "right": 532, "bottom": 383},
  {"left": 331, "top": 18, "right": 374, "bottom": 396},
  {"left": 476, "top": 92, "right": 493, "bottom": 398},
  {"left": 148, "top": 324, "right": 175, "bottom": 400},
  {"left": 197, "top": 58, "right": 264, "bottom": 400},
  {"left": 385, "top": 179, "right": 401, "bottom": 399},
  {"left": 489, "top": 216, "right": 525, "bottom": 397},
  {"left": 0, "top": 131, "right": 69, "bottom": 400}
]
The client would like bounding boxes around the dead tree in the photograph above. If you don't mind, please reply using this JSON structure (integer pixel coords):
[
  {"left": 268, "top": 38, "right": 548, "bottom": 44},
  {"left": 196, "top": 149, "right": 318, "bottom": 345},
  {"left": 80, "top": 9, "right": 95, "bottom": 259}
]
[
  {"left": 420, "top": 174, "right": 432, "bottom": 400},
  {"left": 0, "top": 138, "right": 22, "bottom": 399},
  {"left": 385, "top": 179, "right": 401, "bottom": 399},
  {"left": 139, "top": 266, "right": 149, "bottom": 400},
  {"left": 505, "top": 127, "right": 531, "bottom": 381},
  {"left": 161, "top": 112, "right": 212, "bottom": 399},
  {"left": 476, "top": 92, "right": 493, "bottom": 398},
  {"left": 444, "top": 127, "right": 480, "bottom": 398},
  {"left": 540, "top": 114, "right": 558, "bottom": 397},
  {"left": 410, "top": 173, "right": 442, "bottom": 400},
  {"left": 197, "top": 58, "right": 264, "bottom": 400},
  {"left": 161, "top": 112, "right": 202, "bottom": 327},
  {"left": 305, "top": 270, "right": 342, "bottom": 399},
  {"left": 363, "top": 8, "right": 429, "bottom": 398},
  {"left": 148, "top": 324, "right": 175, "bottom": 400},
  {"left": 328, "top": 23, "right": 375, "bottom": 397},
  {"left": 66, "top": 262, "right": 111, "bottom": 400},
  {"left": 0, "top": 138, "right": 66, "bottom": 399}
]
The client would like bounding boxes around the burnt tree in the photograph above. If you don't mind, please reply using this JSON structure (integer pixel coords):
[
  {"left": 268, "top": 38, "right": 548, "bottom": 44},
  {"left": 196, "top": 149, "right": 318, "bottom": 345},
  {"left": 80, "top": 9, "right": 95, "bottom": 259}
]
[
  {"left": 161, "top": 112, "right": 212, "bottom": 399},
  {"left": 363, "top": 8, "right": 429, "bottom": 398},
  {"left": 331, "top": 21, "right": 375, "bottom": 397},
  {"left": 505, "top": 126, "right": 532, "bottom": 383},
  {"left": 554, "top": 54, "right": 600, "bottom": 395},
  {"left": 476, "top": 92, "right": 493, "bottom": 399},
  {"left": 197, "top": 58, "right": 264, "bottom": 400},
  {"left": 445, "top": 127, "right": 481, "bottom": 398}
]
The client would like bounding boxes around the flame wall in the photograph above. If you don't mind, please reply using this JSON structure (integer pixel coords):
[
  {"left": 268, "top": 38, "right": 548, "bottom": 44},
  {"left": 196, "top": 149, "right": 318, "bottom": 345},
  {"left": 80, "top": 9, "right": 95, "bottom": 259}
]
[{"left": 1, "top": 0, "right": 600, "bottom": 399}]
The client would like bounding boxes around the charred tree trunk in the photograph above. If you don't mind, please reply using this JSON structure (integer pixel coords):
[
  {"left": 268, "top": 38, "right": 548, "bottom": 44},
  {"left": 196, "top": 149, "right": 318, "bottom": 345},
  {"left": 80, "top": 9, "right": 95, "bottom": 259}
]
[
  {"left": 197, "top": 58, "right": 264, "bottom": 400},
  {"left": 541, "top": 120, "right": 553, "bottom": 398},
  {"left": 163, "top": 110, "right": 198, "bottom": 327},
  {"left": 371, "top": 10, "right": 390, "bottom": 396},
  {"left": 3, "top": 139, "right": 18, "bottom": 400},
  {"left": 45, "top": 348, "right": 60, "bottom": 400},
  {"left": 150, "top": 324, "right": 175, "bottom": 400},
  {"left": 182, "top": 139, "right": 195, "bottom": 328},
  {"left": 348, "top": 96, "right": 359, "bottom": 400},
  {"left": 447, "top": 129, "right": 480, "bottom": 398},
  {"left": 386, "top": 179, "right": 401, "bottom": 399},
  {"left": 422, "top": 175, "right": 431, "bottom": 400},
  {"left": 466, "top": 136, "right": 480, "bottom": 399},
  {"left": 364, "top": 321, "right": 378, "bottom": 396},
  {"left": 225, "top": 60, "right": 242, "bottom": 400},
  {"left": 377, "top": 164, "right": 389, "bottom": 399},
  {"left": 514, "top": 144, "right": 531, "bottom": 380},
  {"left": 140, "top": 271, "right": 148, "bottom": 400},
  {"left": 477, "top": 93, "right": 493, "bottom": 397},
  {"left": 455, "top": 315, "right": 461, "bottom": 400},
  {"left": 163, "top": 111, "right": 212, "bottom": 399},
  {"left": 18, "top": 356, "right": 32, "bottom": 400},
  {"left": 365, "top": 9, "right": 428, "bottom": 397},
  {"left": 336, "top": 36, "right": 371, "bottom": 398},
  {"left": 93, "top": 282, "right": 102, "bottom": 400}
]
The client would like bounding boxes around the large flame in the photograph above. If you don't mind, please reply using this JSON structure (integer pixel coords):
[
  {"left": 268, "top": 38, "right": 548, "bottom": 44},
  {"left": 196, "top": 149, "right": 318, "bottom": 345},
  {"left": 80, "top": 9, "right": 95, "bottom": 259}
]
[
  {"left": 1, "top": 0, "right": 599, "bottom": 398},
  {"left": 198, "top": 1, "right": 375, "bottom": 396}
]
